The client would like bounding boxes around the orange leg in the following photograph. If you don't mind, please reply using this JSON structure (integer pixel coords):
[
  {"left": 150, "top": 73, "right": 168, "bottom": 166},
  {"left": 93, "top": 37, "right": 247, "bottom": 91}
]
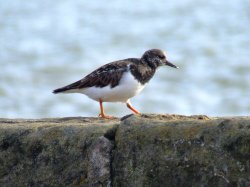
[
  {"left": 126, "top": 101, "right": 140, "bottom": 114},
  {"left": 98, "top": 100, "right": 113, "bottom": 119}
]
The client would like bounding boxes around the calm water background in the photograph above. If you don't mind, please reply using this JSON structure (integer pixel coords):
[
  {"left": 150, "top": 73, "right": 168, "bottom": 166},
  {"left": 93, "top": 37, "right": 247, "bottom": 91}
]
[{"left": 0, "top": 0, "right": 250, "bottom": 118}]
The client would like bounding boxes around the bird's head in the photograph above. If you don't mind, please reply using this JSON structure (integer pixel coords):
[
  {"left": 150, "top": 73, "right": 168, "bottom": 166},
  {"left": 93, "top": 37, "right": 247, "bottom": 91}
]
[{"left": 141, "top": 49, "right": 178, "bottom": 69}]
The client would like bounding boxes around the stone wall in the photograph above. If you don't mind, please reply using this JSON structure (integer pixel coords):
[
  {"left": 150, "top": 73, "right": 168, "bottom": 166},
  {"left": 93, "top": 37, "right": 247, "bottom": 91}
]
[{"left": 0, "top": 114, "right": 249, "bottom": 187}]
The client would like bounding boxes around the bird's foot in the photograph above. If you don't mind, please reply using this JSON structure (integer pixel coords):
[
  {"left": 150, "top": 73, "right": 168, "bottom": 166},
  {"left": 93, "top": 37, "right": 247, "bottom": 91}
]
[
  {"left": 98, "top": 113, "right": 114, "bottom": 119},
  {"left": 126, "top": 102, "right": 141, "bottom": 115}
]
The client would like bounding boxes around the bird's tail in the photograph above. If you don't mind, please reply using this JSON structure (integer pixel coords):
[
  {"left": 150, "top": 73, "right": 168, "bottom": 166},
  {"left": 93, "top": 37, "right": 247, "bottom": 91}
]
[
  {"left": 53, "top": 79, "right": 83, "bottom": 94},
  {"left": 53, "top": 87, "right": 69, "bottom": 94}
]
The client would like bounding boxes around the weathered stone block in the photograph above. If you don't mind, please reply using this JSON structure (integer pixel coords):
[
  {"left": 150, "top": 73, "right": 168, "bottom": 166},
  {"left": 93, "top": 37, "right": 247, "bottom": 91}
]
[{"left": 0, "top": 115, "right": 249, "bottom": 187}]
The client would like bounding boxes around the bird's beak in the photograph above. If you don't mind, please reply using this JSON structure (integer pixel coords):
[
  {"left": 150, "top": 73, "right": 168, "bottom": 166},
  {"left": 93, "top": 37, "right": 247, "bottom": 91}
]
[{"left": 165, "top": 60, "right": 179, "bottom": 69}]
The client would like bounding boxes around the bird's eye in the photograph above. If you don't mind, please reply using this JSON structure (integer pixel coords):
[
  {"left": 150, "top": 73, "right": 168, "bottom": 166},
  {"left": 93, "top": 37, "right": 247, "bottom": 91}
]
[{"left": 159, "top": 55, "right": 165, "bottom": 59}]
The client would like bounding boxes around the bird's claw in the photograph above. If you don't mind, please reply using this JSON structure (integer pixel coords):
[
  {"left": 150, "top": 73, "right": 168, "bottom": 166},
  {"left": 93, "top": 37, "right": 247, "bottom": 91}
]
[{"left": 98, "top": 113, "right": 114, "bottom": 119}]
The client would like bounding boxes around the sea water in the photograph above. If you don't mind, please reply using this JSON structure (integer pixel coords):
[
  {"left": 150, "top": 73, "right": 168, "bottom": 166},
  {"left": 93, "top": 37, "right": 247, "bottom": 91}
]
[{"left": 0, "top": 0, "right": 250, "bottom": 118}]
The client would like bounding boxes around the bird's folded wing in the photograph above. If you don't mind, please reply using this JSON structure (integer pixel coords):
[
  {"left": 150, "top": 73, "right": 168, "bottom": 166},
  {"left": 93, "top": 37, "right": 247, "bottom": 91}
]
[{"left": 53, "top": 61, "right": 129, "bottom": 93}]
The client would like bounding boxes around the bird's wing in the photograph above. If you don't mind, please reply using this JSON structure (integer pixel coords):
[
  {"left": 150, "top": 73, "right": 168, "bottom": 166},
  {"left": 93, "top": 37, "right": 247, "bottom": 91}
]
[{"left": 53, "top": 60, "right": 134, "bottom": 93}]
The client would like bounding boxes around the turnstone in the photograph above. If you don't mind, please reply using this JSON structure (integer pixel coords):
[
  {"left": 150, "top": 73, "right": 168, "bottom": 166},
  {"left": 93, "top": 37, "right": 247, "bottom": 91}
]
[{"left": 53, "top": 49, "right": 178, "bottom": 119}]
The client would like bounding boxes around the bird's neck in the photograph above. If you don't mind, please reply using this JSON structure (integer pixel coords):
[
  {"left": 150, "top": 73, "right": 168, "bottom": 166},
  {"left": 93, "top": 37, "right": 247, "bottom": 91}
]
[{"left": 130, "top": 63, "right": 156, "bottom": 85}]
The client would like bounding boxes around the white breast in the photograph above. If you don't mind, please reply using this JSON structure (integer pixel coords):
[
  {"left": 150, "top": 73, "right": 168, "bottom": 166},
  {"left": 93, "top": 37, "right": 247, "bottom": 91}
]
[{"left": 80, "top": 71, "right": 145, "bottom": 103}]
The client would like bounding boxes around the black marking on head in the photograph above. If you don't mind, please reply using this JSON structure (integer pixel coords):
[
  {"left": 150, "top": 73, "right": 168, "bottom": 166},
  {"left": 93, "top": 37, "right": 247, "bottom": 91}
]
[{"left": 141, "top": 49, "right": 167, "bottom": 69}]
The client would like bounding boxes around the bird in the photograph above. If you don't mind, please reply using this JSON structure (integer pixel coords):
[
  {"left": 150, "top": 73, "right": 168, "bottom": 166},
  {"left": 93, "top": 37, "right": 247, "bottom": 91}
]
[{"left": 53, "top": 49, "right": 178, "bottom": 119}]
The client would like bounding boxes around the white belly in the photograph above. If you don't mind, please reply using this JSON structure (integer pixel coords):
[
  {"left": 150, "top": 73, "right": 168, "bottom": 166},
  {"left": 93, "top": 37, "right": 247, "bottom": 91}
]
[{"left": 80, "top": 71, "right": 145, "bottom": 102}]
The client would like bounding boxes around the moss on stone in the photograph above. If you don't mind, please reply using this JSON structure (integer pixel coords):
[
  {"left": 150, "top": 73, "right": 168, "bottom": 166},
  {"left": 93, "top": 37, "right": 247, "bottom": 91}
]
[
  {"left": 0, "top": 115, "right": 250, "bottom": 186},
  {"left": 112, "top": 115, "right": 250, "bottom": 187}
]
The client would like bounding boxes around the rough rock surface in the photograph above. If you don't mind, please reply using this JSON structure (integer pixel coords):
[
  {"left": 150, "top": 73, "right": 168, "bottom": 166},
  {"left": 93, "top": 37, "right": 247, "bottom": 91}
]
[
  {"left": 0, "top": 117, "right": 118, "bottom": 187},
  {"left": 0, "top": 115, "right": 250, "bottom": 187}
]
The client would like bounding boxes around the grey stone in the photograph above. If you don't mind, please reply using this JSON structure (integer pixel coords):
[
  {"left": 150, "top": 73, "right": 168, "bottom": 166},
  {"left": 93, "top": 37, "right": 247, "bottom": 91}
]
[{"left": 0, "top": 115, "right": 250, "bottom": 187}]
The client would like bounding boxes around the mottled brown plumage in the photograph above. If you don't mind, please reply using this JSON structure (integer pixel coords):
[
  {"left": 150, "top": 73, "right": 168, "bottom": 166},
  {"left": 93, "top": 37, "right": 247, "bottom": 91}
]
[
  {"left": 53, "top": 60, "right": 131, "bottom": 93},
  {"left": 53, "top": 56, "right": 158, "bottom": 93}
]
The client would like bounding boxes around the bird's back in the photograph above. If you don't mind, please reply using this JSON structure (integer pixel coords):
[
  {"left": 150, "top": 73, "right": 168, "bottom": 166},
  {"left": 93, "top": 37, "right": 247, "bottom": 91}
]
[{"left": 53, "top": 58, "right": 141, "bottom": 94}]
